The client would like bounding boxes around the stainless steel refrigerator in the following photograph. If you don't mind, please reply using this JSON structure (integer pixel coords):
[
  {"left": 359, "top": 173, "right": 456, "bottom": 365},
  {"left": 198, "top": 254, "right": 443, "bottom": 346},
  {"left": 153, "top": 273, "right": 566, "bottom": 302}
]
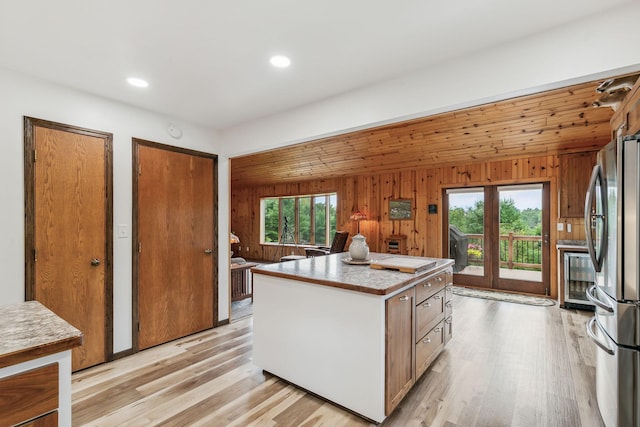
[{"left": 585, "top": 132, "right": 640, "bottom": 427}]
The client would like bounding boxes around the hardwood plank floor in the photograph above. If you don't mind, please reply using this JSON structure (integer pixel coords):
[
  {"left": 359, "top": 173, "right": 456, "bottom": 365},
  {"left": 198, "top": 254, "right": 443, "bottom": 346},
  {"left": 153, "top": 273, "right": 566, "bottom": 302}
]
[{"left": 72, "top": 295, "right": 604, "bottom": 426}]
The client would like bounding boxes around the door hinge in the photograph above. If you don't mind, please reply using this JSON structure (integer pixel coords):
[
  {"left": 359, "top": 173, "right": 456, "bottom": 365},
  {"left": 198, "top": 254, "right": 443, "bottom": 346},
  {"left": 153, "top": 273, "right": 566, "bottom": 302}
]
[
  {"left": 138, "top": 163, "right": 142, "bottom": 175},
  {"left": 138, "top": 242, "right": 142, "bottom": 253},
  {"left": 34, "top": 249, "right": 37, "bottom": 262},
  {"left": 33, "top": 150, "right": 37, "bottom": 162}
]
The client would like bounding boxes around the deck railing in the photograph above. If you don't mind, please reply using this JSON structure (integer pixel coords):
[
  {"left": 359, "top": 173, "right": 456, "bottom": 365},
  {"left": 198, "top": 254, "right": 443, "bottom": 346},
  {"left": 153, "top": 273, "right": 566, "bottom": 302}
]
[{"left": 465, "top": 233, "right": 542, "bottom": 271}]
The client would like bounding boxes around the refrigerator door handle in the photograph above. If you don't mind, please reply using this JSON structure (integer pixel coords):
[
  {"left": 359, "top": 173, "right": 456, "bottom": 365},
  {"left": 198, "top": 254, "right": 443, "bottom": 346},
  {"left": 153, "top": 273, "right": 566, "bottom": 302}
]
[
  {"left": 584, "top": 164, "right": 607, "bottom": 272},
  {"left": 586, "top": 316, "right": 615, "bottom": 355},
  {"left": 585, "top": 285, "right": 614, "bottom": 313}
]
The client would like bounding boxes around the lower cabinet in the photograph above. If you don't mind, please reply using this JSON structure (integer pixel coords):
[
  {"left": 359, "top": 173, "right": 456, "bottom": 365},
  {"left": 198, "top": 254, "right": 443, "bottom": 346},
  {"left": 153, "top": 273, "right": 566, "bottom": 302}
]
[
  {"left": 385, "top": 266, "right": 454, "bottom": 415},
  {"left": 0, "top": 363, "right": 58, "bottom": 427},
  {"left": 385, "top": 286, "right": 415, "bottom": 415}
]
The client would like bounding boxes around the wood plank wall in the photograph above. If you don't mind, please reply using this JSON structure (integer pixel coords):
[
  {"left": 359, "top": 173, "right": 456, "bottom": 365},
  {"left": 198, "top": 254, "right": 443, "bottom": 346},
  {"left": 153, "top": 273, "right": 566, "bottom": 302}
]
[{"left": 230, "top": 154, "right": 579, "bottom": 298}]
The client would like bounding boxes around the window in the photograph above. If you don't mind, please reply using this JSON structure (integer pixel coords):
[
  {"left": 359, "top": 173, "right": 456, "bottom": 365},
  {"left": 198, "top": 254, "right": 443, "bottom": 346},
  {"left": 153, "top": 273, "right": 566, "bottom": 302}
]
[{"left": 261, "top": 193, "right": 337, "bottom": 246}]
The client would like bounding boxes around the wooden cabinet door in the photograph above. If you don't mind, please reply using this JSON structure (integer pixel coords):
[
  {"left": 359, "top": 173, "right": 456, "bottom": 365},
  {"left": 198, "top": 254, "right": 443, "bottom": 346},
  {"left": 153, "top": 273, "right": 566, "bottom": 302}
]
[
  {"left": 385, "top": 287, "right": 414, "bottom": 415},
  {"left": 26, "top": 118, "right": 113, "bottom": 372},
  {"left": 559, "top": 152, "right": 597, "bottom": 218},
  {"left": 136, "top": 142, "right": 216, "bottom": 350}
]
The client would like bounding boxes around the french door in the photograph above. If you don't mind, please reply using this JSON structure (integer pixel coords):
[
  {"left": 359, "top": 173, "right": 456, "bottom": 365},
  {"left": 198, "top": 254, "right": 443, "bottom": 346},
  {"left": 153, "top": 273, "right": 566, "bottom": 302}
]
[{"left": 444, "top": 183, "right": 550, "bottom": 295}]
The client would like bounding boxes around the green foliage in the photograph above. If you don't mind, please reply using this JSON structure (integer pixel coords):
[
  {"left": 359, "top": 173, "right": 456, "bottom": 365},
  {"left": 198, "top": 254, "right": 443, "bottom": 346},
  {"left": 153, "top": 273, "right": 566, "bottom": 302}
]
[{"left": 450, "top": 198, "right": 541, "bottom": 237}]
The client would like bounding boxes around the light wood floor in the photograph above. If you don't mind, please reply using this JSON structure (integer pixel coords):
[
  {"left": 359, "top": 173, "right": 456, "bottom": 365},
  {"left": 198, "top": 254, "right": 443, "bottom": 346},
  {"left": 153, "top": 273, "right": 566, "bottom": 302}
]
[{"left": 72, "top": 295, "right": 604, "bottom": 426}]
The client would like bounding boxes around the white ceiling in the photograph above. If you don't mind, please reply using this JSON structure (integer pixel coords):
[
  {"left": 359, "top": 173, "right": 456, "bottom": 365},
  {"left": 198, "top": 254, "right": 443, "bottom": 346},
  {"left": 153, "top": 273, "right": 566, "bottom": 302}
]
[{"left": 0, "top": 0, "right": 632, "bottom": 130}]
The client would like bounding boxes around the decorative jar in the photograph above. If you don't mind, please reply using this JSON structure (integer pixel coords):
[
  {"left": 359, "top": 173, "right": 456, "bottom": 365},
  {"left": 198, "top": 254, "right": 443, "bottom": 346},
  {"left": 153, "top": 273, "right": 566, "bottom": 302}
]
[{"left": 349, "top": 234, "right": 369, "bottom": 261}]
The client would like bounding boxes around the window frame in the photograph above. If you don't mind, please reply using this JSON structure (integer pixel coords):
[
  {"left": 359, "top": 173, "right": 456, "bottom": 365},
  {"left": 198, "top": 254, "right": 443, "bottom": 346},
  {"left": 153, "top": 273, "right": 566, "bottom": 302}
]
[{"left": 260, "top": 193, "right": 336, "bottom": 246}]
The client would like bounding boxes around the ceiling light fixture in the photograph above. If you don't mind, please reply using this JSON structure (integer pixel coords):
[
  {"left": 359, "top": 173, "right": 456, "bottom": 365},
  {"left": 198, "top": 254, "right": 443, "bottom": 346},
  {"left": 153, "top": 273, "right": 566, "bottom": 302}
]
[
  {"left": 269, "top": 55, "right": 291, "bottom": 68},
  {"left": 127, "top": 77, "right": 149, "bottom": 88}
]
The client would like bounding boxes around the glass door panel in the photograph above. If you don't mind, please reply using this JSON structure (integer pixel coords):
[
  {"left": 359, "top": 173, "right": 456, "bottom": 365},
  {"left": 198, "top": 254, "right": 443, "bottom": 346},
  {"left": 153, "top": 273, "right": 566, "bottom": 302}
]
[
  {"left": 447, "top": 188, "right": 488, "bottom": 287},
  {"left": 496, "top": 184, "right": 548, "bottom": 295},
  {"left": 497, "top": 185, "right": 542, "bottom": 282}
]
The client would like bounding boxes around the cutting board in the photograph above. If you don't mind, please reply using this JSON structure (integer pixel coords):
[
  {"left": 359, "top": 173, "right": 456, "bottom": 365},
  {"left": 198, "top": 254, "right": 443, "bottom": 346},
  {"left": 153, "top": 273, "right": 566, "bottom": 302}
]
[{"left": 370, "top": 257, "right": 437, "bottom": 273}]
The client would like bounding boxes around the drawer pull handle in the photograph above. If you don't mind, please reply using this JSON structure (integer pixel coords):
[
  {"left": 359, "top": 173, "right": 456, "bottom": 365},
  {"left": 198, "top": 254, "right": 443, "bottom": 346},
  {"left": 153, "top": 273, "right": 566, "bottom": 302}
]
[
  {"left": 435, "top": 327, "right": 442, "bottom": 332},
  {"left": 399, "top": 295, "right": 409, "bottom": 301},
  {"left": 446, "top": 318, "right": 452, "bottom": 324},
  {"left": 423, "top": 337, "right": 431, "bottom": 344},
  {"left": 446, "top": 302, "right": 452, "bottom": 307},
  {"left": 424, "top": 283, "right": 432, "bottom": 287},
  {"left": 434, "top": 295, "right": 442, "bottom": 300},
  {"left": 437, "top": 277, "right": 443, "bottom": 282},
  {"left": 423, "top": 302, "right": 431, "bottom": 307}
]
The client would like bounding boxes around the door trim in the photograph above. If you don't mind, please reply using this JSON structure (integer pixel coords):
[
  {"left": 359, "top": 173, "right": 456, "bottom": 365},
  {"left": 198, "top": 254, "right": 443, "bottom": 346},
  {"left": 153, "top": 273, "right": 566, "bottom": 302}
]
[
  {"left": 131, "top": 138, "right": 219, "bottom": 352},
  {"left": 24, "top": 116, "right": 114, "bottom": 362}
]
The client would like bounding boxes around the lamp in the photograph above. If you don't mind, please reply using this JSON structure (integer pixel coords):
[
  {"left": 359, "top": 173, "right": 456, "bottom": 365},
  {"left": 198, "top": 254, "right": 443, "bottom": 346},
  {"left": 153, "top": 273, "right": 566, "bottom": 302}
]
[
  {"left": 230, "top": 232, "right": 240, "bottom": 257},
  {"left": 350, "top": 210, "right": 367, "bottom": 235}
]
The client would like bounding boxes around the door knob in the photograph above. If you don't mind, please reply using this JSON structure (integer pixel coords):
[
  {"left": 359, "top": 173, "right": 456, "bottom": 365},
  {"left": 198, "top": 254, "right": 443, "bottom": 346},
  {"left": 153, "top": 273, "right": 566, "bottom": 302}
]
[
  {"left": 204, "top": 249, "right": 212, "bottom": 255},
  {"left": 91, "top": 258, "right": 101, "bottom": 266}
]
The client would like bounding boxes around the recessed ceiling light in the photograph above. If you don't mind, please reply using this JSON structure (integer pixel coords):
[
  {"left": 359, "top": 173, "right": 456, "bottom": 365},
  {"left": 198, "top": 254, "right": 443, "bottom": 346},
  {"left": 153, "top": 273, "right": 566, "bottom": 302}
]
[
  {"left": 127, "top": 77, "right": 149, "bottom": 88},
  {"left": 270, "top": 55, "right": 291, "bottom": 68}
]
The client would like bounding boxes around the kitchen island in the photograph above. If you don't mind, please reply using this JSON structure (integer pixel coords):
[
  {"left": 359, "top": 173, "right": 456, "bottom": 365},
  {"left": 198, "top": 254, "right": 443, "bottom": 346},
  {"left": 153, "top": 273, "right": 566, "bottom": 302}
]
[
  {"left": 0, "top": 301, "right": 83, "bottom": 426},
  {"left": 252, "top": 252, "right": 454, "bottom": 423}
]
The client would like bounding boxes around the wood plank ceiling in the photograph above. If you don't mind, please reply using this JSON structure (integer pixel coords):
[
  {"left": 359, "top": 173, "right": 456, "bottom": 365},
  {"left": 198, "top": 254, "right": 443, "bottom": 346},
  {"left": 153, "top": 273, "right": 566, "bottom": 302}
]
[{"left": 231, "top": 76, "right": 621, "bottom": 188}]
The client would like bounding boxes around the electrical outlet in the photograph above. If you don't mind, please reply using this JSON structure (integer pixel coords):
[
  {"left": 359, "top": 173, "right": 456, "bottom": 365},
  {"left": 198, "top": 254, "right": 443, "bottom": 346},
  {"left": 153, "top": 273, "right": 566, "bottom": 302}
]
[{"left": 557, "top": 222, "right": 564, "bottom": 231}]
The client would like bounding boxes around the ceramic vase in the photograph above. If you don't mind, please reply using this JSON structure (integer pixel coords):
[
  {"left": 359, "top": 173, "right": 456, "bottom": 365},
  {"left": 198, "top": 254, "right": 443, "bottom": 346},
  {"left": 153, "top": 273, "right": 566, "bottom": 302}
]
[{"left": 349, "top": 234, "right": 369, "bottom": 261}]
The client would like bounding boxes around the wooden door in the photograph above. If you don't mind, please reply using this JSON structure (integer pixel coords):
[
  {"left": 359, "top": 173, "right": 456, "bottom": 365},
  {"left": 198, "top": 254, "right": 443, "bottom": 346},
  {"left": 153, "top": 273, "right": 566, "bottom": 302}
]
[
  {"left": 135, "top": 141, "right": 217, "bottom": 350},
  {"left": 24, "top": 117, "right": 113, "bottom": 372}
]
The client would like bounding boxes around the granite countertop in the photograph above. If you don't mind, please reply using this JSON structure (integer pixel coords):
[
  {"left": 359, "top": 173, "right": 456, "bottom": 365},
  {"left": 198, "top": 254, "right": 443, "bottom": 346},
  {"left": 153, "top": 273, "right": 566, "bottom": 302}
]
[
  {"left": 252, "top": 252, "right": 454, "bottom": 296},
  {"left": 0, "top": 300, "right": 83, "bottom": 369}
]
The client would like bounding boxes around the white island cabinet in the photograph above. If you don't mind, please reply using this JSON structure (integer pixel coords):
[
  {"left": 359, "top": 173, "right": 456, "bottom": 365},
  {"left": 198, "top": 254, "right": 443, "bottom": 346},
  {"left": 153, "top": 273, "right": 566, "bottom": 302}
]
[{"left": 252, "top": 252, "right": 453, "bottom": 423}]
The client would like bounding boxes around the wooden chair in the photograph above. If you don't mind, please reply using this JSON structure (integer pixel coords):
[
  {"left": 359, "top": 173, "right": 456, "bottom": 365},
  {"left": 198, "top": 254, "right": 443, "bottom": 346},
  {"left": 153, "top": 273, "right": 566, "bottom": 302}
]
[{"left": 305, "top": 231, "right": 349, "bottom": 257}]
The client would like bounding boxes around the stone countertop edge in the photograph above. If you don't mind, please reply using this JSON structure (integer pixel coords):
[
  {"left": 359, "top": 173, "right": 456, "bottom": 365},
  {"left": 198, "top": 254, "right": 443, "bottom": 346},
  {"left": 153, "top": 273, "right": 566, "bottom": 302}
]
[
  {"left": 0, "top": 300, "right": 83, "bottom": 369},
  {"left": 252, "top": 252, "right": 454, "bottom": 296}
]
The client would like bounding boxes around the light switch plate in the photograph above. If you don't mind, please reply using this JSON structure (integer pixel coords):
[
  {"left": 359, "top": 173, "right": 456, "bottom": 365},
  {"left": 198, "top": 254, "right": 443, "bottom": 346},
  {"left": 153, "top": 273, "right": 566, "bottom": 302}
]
[
  {"left": 557, "top": 222, "right": 564, "bottom": 231},
  {"left": 118, "top": 224, "right": 128, "bottom": 238}
]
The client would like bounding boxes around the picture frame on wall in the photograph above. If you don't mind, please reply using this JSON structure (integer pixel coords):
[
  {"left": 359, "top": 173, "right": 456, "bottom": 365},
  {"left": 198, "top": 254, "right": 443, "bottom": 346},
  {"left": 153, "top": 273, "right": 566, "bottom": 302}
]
[{"left": 389, "top": 199, "right": 412, "bottom": 220}]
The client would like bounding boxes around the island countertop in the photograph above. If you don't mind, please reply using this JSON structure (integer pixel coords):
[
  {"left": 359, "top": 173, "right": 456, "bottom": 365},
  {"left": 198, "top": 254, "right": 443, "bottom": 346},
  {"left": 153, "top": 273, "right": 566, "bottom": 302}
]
[
  {"left": 252, "top": 252, "right": 453, "bottom": 295},
  {"left": 0, "top": 300, "right": 83, "bottom": 369}
]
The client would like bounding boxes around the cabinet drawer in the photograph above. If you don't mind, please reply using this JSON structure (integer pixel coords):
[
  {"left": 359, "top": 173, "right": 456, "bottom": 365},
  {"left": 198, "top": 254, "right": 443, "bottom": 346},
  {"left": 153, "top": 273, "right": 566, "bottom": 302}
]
[
  {"left": 416, "top": 289, "right": 445, "bottom": 343},
  {"left": 444, "top": 316, "right": 453, "bottom": 345},
  {"left": 416, "top": 271, "right": 446, "bottom": 303},
  {"left": 416, "top": 320, "right": 445, "bottom": 378},
  {"left": 0, "top": 363, "right": 58, "bottom": 427},
  {"left": 445, "top": 285, "right": 453, "bottom": 303}
]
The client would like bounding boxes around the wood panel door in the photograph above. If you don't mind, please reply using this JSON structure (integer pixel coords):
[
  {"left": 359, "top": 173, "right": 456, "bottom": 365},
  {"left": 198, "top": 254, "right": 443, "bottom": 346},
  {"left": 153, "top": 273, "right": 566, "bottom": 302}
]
[
  {"left": 134, "top": 140, "right": 217, "bottom": 350},
  {"left": 24, "top": 117, "right": 113, "bottom": 372}
]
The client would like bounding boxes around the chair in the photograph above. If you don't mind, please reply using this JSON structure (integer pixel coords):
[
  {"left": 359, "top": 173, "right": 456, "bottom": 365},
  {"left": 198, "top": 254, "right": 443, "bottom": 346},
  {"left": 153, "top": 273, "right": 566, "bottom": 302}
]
[{"left": 305, "top": 231, "right": 349, "bottom": 257}]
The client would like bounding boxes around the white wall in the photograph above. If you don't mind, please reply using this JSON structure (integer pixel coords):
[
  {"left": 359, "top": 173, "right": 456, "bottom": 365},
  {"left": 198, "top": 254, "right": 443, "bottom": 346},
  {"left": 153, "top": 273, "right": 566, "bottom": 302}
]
[
  {"left": 0, "top": 68, "right": 230, "bottom": 353},
  {"left": 221, "top": 2, "right": 640, "bottom": 156}
]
